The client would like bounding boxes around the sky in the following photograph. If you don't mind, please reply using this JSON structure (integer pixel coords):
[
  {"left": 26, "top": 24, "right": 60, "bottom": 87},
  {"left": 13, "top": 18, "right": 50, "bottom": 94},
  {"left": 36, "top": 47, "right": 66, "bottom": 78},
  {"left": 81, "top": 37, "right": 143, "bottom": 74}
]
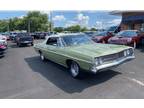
[{"left": 0, "top": 11, "right": 121, "bottom": 29}]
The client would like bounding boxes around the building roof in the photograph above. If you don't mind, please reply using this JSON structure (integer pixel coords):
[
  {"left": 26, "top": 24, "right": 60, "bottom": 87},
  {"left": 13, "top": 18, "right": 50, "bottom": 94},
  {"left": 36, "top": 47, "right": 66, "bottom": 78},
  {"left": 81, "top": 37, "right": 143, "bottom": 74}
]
[{"left": 110, "top": 11, "right": 144, "bottom": 15}]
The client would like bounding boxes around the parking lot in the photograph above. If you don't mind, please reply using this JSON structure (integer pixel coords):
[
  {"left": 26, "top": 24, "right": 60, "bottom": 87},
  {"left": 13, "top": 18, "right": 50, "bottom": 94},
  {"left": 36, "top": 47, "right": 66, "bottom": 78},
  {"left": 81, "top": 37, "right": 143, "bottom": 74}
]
[{"left": 0, "top": 40, "right": 144, "bottom": 98}]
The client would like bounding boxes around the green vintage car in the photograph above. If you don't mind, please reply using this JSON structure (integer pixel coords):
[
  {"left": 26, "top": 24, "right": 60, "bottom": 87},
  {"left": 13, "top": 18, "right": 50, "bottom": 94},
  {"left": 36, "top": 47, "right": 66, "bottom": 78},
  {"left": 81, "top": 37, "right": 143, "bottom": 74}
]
[{"left": 34, "top": 33, "right": 135, "bottom": 78}]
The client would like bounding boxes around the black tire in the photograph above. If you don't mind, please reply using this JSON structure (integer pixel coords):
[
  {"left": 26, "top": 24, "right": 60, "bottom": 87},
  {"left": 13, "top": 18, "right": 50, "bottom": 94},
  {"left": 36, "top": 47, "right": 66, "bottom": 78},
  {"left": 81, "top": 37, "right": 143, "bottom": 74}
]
[
  {"left": 69, "top": 61, "right": 81, "bottom": 78},
  {"left": 31, "top": 43, "right": 34, "bottom": 46},
  {"left": 17, "top": 43, "right": 21, "bottom": 47}
]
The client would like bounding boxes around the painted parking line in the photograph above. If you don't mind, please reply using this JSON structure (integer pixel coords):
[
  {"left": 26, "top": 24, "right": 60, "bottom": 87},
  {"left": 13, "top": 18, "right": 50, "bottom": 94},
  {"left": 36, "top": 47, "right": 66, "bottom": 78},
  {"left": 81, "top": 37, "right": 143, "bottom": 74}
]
[
  {"left": 124, "top": 77, "right": 144, "bottom": 87},
  {"left": 4, "top": 86, "right": 44, "bottom": 99}
]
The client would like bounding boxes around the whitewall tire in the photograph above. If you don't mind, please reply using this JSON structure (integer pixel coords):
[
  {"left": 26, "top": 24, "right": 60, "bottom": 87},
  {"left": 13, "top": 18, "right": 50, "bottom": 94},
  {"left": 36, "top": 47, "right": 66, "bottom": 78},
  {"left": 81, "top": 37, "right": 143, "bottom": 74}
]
[
  {"left": 70, "top": 61, "right": 80, "bottom": 78},
  {"left": 40, "top": 52, "right": 45, "bottom": 61}
]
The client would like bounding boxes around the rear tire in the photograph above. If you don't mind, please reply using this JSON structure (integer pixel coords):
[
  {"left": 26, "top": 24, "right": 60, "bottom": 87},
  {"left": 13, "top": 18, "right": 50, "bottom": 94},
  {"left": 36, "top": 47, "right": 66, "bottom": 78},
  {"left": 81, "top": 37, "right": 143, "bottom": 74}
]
[
  {"left": 31, "top": 43, "right": 34, "bottom": 46},
  {"left": 40, "top": 52, "right": 45, "bottom": 61},
  {"left": 17, "top": 43, "right": 21, "bottom": 47}
]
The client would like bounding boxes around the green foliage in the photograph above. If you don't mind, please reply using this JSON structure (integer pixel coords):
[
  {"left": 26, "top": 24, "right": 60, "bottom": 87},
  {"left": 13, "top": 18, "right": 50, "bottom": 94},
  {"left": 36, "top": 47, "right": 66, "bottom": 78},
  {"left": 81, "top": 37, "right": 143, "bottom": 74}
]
[
  {"left": 65, "top": 25, "right": 81, "bottom": 32},
  {"left": 53, "top": 25, "right": 89, "bottom": 33},
  {"left": 53, "top": 27, "right": 64, "bottom": 33},
  {"left": 0, "top": 20, "right": 8, "bottom": 32},
  {"left": 25, "top": 11, "right": 49, "bottom": 32},
  {"left": 0, "top": 11, "right": 49, "bottom": 32},
  {"left": 81, "top": 27, "right": 88, "bottom": 32},
  {"left": 90, "top": 28, "right": 97, "bottom": 31}
]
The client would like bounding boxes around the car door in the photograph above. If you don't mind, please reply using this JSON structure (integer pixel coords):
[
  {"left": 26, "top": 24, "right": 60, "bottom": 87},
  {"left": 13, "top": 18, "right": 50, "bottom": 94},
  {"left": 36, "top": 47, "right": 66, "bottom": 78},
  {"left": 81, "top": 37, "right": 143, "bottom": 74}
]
[{"left": 44, "top": 37, "right": 66, "bottom": 65}]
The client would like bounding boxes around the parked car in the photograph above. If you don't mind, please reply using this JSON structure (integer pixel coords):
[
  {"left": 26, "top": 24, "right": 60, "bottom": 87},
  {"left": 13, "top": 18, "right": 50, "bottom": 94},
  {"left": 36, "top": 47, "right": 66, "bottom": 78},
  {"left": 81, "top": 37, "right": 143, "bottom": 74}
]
[
  {"left": 91, "top": 31, "right": 114, "bottom": 43},
  {"left": 0, "top": 40, "right": 7, "bottom": 57},
  {"left": 15, "top": 33, "right": 34, "bottom": 47},
  {"left": 34, "top": 33, "right": 135, "bottom": 78},
  {"left": 33, "top": 32, "right": 46, "bottom": 39},
  {"left": 1, "top": 33, "right": 10, "bottom": 40},
  {"left": 108, "top": 30, "right": 143, "bottom": 48},
  {"left": 0, "top": 35, "right": 8, "bottom": 47},
  {"left": 107, "top": 26, "right": 121, "bottom": 34},
  {"left": 9, "top": 32, "right": 18, "bottom": 40}
]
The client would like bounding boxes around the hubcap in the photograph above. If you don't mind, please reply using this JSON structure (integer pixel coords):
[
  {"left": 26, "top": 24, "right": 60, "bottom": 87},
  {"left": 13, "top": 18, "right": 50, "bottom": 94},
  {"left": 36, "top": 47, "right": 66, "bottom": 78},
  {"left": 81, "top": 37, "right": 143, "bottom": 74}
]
[
  {"left": 70, "top": 62, "right": 79, "bottom": 77},
  {"left": 40, "top": 54, "right": 44, "bottom": 60}
]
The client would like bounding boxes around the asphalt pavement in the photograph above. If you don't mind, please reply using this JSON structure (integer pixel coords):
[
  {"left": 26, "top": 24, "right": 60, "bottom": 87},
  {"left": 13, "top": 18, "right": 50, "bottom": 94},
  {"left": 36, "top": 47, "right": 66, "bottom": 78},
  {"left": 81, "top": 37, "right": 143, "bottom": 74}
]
[{"left": 0, "top": 40, "right": 144, "bottom": 98}]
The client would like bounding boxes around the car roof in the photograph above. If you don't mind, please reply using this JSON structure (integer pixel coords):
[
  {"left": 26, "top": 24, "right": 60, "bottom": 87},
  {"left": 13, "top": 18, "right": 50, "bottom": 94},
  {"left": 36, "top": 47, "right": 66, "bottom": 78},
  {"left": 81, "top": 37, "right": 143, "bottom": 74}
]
[
  {"left": 48, "top": 33, "right": 85, "bottom": 38},
  {"left": 121, "top": 30, "right": 139, "bottom": 32}
]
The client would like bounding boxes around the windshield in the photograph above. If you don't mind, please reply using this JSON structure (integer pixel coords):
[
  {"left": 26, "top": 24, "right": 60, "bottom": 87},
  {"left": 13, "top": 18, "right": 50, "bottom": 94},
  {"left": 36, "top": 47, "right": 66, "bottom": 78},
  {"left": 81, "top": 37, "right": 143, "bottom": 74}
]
[
  {"left": 62, "top": 34, "right": 94, "bottom": 46},
  {"left": 116, "top": 31, "right": 138, "bottom": 37}
]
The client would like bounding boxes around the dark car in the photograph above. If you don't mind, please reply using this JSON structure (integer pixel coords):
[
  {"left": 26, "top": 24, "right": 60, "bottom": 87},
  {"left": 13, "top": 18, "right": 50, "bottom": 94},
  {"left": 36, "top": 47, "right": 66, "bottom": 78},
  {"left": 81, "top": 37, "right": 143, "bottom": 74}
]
[
  {"left": 16, "top": 33, "right": 34, "bottom": 47},
  {"left": 0, "top": 42, "right": 6, "bottom": 57},
  {"left": 9, "top": 32, "right": 18, "bottom": 41},
  {"left": 91, "top": 31, "right": 114, "bottom": 43},
  {"left": 108, "top": 30, "right": 143, "bottom": 48},
  {"left": 32, "top": 32, "right": 46, "bottom": 39}
]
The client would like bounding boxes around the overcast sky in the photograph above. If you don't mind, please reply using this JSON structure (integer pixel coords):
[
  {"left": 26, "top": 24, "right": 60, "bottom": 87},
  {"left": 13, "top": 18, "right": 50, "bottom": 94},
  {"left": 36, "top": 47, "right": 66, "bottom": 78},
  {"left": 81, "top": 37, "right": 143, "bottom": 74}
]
[{"left": 0, "top": 11, "right": 121, "bottom": 29}]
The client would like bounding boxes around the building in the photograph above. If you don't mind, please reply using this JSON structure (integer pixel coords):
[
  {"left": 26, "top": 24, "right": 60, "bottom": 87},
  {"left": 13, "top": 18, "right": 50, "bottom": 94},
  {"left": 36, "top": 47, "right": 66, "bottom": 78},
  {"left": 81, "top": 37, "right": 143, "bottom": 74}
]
[{"left": 111, "top": 11, "right": 144, "bottom": 31}]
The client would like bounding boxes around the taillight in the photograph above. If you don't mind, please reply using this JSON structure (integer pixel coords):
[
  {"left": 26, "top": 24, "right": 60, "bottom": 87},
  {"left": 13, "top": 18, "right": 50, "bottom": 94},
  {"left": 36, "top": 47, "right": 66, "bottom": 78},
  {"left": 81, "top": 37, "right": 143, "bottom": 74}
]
[{"left": 0, "top": 45, "right": 6, "bottom": 49}]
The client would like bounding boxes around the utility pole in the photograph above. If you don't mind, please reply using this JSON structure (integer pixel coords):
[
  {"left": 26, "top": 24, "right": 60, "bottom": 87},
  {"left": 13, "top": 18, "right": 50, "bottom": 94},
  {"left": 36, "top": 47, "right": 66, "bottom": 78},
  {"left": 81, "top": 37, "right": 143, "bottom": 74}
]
[
  {"left": 28, "top": 19, "right": 31, "bottom": 33},
  {"left": 7, "top": 17, "right": 10, "bottom": 33},
  {"left": 49, "top": 11, "right": 53, "bottom": 32}
]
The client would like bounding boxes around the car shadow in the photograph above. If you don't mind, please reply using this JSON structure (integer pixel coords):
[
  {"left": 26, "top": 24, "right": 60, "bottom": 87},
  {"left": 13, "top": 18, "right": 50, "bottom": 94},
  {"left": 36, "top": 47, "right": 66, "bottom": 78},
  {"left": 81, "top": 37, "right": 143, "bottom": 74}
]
[{"left": 24, "top": 56, "right": 121, "bottom": 93}]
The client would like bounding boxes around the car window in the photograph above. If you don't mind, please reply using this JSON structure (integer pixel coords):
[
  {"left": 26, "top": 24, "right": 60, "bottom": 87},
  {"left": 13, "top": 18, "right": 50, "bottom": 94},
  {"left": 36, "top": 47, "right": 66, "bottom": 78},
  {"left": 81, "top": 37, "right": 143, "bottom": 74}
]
[
  {"left": 62, "top": 34, "right": 94, "bottom": 46},
  {"left": 116, "top": 31, "right": 138, "bottom": 37},
  {"left": 46, "top": 37, "right": 58, "bottom": 46}
]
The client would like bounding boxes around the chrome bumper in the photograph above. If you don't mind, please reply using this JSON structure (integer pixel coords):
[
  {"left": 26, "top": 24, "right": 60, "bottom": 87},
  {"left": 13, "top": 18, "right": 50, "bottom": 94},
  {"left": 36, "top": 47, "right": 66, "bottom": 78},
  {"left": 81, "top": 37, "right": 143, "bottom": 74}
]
[{"left": 91, "top": 55, "right": 135, "bottom": 73}]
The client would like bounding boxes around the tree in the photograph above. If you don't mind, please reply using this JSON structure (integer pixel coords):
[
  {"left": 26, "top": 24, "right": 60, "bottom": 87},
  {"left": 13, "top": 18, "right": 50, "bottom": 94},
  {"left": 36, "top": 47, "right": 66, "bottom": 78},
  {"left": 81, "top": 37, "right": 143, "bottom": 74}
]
[
  {"left": 0, "top": 20, "right": 8, "bottom": 32},
  {"left": 90, "top": 27, "right": 97, "bottom": 31},
  {"left": 81, "top": 27, "right": 88, "bottom": 32},
  {"left": 25, "top": 11, "right": 49, "bottom": 32},
  {"left": 53, "top": 27, "right": 64, "bottom": 32},
  {"left": 65, "top": 25, "right": 81, "bottom": 32},
  {"left": 0, "top": 11, "right": 50, "bottom": 32}
]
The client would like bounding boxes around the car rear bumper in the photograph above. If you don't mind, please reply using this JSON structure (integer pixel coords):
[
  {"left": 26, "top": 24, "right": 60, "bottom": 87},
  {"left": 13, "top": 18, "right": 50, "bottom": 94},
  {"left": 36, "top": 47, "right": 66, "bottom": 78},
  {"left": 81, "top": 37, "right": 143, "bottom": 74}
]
[
  {"left": 90, "top": 55, "right": 135, "bottom": 73},
  {"left": 19, "top": 41, "right": 33, "bottom": 44}
]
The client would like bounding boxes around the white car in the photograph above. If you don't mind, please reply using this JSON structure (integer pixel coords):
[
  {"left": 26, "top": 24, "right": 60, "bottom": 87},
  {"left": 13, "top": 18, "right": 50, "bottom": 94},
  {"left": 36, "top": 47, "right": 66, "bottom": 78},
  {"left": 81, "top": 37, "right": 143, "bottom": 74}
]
[{"left": 0, "top": 35, "right": 7, "bottom": 47}]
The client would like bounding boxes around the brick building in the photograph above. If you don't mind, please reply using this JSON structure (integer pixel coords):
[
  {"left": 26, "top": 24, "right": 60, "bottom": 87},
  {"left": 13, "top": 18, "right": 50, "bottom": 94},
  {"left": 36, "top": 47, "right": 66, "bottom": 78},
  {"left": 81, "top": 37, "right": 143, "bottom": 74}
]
[{"left": 111, "top": 11, "right": 144, "bottom": 31}]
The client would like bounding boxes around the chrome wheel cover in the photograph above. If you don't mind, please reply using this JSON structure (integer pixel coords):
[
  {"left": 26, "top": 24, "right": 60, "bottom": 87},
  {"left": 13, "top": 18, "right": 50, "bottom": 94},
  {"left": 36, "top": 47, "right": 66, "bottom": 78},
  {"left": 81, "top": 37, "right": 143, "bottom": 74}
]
[
  {"left": 70, "top": 62, "right": 79, "bottom": 77},
  {"left": 40, "top": 53, "right": 44, "bottom": 61}
]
